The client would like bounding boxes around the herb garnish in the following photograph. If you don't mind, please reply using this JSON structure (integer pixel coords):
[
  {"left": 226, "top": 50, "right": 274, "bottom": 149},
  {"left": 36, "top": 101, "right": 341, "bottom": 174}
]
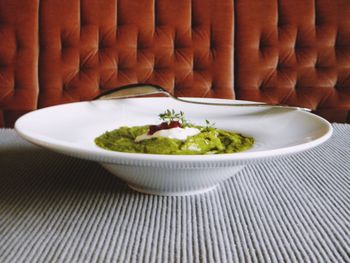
[
  {"left": 201, "top": 119, "right": 216, "bottom": 131},
  {"left": 205, "top": 119, "right": 215, "bottom": 128},
  {"left": 159, "top": 109, "right": 187, "bottom": 125}
]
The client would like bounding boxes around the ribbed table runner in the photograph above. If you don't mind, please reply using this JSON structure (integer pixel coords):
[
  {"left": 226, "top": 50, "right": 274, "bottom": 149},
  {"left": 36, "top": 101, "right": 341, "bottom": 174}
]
[{"left": 0, "top": 124, "right": 349, "bottom": 263}]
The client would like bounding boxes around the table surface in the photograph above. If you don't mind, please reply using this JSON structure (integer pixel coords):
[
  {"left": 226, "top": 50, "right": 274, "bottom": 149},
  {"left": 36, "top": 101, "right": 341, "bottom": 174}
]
[{"left": 0, "top": 124, "right": 350, "bottom": 263}]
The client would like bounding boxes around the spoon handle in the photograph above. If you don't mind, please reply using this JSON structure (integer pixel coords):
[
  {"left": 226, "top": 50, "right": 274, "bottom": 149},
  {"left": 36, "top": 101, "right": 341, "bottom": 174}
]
[
  {"left": 175, "top": 97, "right": 311, "bottom": 112},
  {"left": 94, "top": 84, "right": 311, "bottom": 112}
]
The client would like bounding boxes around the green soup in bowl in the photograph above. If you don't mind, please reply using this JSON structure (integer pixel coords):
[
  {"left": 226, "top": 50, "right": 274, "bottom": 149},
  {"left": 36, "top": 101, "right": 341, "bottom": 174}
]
[{"left": 95, "top": 124, "right": 254, "bottom": 155}]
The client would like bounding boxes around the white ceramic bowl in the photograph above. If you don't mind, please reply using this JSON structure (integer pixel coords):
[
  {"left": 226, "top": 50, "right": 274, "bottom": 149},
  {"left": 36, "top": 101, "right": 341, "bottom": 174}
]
[{"left": 15, "top": 98, "right": 332, "bottom": 196}]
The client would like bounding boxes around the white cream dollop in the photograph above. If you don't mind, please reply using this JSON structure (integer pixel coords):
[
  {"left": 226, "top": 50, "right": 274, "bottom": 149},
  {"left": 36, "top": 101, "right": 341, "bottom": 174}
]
[{"left": 135, "top": 127, "right": 200, "bottom": 142}]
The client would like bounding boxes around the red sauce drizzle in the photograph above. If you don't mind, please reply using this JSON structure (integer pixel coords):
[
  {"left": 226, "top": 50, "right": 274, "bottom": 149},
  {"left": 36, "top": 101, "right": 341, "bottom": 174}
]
[{"left": 148, "top": 121, "right": 181, "bottom": 135}]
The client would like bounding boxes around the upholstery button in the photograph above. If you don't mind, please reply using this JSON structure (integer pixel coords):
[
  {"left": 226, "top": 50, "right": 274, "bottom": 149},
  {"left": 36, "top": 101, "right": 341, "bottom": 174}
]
[
  {"left": 62, "top": 83, "right": 70, "bottom": 91},
  {"left": 154, "top": 64, "right": 163, "bottom": 71},
  {"left": 61, "top": 40, "right": 67, "bottom": 50},
  {"left": 137, "top": 38, "right": 145, "bottom": 50},
  {"left": 276, "top": 60, "right": 283, "bottom": 70},
  {"left": 334, "top": 84, "right": 344, "bottom": 91},
  {"left": 210, "top": 39, "right": 215, "bottom": 50},
  {"left": 98, "top": 41, "right": 105, "bottom": 50},
  {"left": 294, "top": 42, "right": 300, "bottom": 50},
  {"left": 118, "top": 65, "right": 126, "bottom": 71},
  {"left": 259, "top": 40, "right": 264, "bottom": 50},
  {"left": 174, "top": 41, "right": 181, "bottom": 50},
  {"left": 79, "top": 61, "right": 88, "bottom": 72}
]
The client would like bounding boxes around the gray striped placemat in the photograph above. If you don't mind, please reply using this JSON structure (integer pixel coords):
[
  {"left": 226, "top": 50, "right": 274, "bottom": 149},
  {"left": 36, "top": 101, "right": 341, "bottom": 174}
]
[{"left": 0, "top": 124, "right": 349, "bottom": 263}]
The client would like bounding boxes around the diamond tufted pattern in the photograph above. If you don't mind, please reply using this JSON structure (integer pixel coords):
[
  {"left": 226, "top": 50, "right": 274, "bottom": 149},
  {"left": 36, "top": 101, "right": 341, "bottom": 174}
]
[
  {"left": 1, "top": 0, "right": 350, "bottom": 127},
  {"left": 235, "top": 0, "right": 350, "bottom": 122},
  {"left": 38, "top": 0, "right": 234, "bottom": 108},
  {"left": 0, "top": 0, "right": 39, "bottom": 127}
]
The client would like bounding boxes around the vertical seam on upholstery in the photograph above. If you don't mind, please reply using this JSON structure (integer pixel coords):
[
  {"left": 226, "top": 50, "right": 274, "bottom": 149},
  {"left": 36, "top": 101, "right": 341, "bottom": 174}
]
[
  {"left": 116, "top": 0, "right": 120, "bottom": 51},
  {"left": 230, "top": 0, "right": 234, "bottom": 99},
  {"left": 79, "top": 0, "right": 82, "bottom": 39},
  {"left": 314, "top": 0, "right": 319, "bottom": 79},
  {"left": 189, "top": 0, "right": 195, "bottom": 95},
  {"left": 276, "top": 0, "right": 281, "bottom": 92},
  {"left": 277, "top": 0, "right": 280, "bottom": 40},
  {"left": 78, "top": 0, "right": 83, "bottom": 85},
  {"left": 233, "top": 0, "right": 238, "bottom": 97},
  {"left": 116, "top": 0, "right": 120, "bottom": 27},
  {"left": 116, "top": 0, "right": 118, "bottom": 41},
  {"left": 314, "top": 0, "right": 320, "bottom": 47},
  {"left": 314, "top": 0, "right": 318, "bottom": 27},
  {"left": 190, "top": 0, "right": 193, "bottom": 40},
  {"left": 36, "top": 0, "right": 41, "bottom": 109},
  {"left": 209, "top": 23, "right": 213, "bottom": 51},
  {"left": 78, "top": 0, "right": 82, "bottom": 85},
  {"left": 174, "top": 29, "right": 177, "bottom": 58},
  {"left": 152, "top": 0, "right": 157, "bottom": 40},
  {"left": 154, "top": 0, "right": 158, "bottom": 29}
]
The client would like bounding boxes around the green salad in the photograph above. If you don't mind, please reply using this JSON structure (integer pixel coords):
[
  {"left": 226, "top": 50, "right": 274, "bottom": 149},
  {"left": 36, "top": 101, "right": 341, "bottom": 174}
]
[{"left": 95, "top": 110, "right": 254, "bottom": 155}]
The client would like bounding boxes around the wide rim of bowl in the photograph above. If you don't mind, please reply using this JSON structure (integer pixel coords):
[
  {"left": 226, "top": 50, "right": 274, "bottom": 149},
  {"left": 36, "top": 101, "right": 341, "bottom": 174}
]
[{"left": 14, "top": 98, "right": 333, "bottom": 165}]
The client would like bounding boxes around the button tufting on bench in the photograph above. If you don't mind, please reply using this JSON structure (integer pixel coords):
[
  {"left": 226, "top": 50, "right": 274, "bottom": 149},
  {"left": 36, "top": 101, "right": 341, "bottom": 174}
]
[
  {"left": 2, "top": 0, "right": 350, "bottom": 126},
  {"left": 235, "top": 0, "right": 350, "bottom": 120}
]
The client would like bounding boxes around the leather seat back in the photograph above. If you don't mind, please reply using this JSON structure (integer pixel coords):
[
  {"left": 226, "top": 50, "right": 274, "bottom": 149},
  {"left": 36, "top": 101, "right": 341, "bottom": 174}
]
[
  {"left": 235, "top": 0, "right": 350, "bottom": 122},
  {"left": 0, "top": 0, "right": 39, "bottom": 127},
  {"left": 38, "top": 0, "right": 234, "bottom": 108}
]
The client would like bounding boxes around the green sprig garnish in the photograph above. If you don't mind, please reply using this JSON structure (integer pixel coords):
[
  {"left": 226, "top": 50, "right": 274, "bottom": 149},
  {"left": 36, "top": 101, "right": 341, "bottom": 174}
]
[
  {"left": 159, "top": 109, "right": 187, "bottom": 125},
  {"left": 200, "top": 119, "right": 216, "bottom": 132},
  {"left": 205, "top": 119, "right": 215, "bottom": 128}
]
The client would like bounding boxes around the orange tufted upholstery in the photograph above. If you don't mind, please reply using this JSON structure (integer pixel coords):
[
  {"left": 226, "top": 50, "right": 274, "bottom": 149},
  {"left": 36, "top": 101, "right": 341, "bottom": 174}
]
[
  {"left": 38, "top": 0, "right": 234, "bottom": 108},
  {"left": 235, "top": 0, "right": 350, "bottom": 122},
  {"left": 0, "top": 0, "right": 39, "bottom": 127},
  {"left": 1, "top": 0, "right": 350, "bottom": 127}
]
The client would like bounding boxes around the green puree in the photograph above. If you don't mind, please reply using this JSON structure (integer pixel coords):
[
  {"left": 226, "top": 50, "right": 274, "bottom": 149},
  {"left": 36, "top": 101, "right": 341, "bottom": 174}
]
[{"left": 95, "top": 125, "right": 254, "bottom": 155}]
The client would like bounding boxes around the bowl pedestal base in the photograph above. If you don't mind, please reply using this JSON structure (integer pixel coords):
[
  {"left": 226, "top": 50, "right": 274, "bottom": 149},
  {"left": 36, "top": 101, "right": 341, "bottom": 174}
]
[
  {"left": 128, "top": 183, "right": 219, "bottom": 196},
  {"left": 101, "top": 163, "right": 246, "bottom": 196}
]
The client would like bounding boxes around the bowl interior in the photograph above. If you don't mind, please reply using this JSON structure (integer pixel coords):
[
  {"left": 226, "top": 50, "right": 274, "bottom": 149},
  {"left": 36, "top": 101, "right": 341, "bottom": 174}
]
[{"left": 15, "top": 98, "right": 332, "bottom": 163}]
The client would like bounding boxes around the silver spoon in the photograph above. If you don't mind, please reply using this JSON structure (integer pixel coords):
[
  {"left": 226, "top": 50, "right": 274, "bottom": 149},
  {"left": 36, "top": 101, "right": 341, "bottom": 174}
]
[{"left": 94, "top": 83, "right": 311, "bottom": 112}]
